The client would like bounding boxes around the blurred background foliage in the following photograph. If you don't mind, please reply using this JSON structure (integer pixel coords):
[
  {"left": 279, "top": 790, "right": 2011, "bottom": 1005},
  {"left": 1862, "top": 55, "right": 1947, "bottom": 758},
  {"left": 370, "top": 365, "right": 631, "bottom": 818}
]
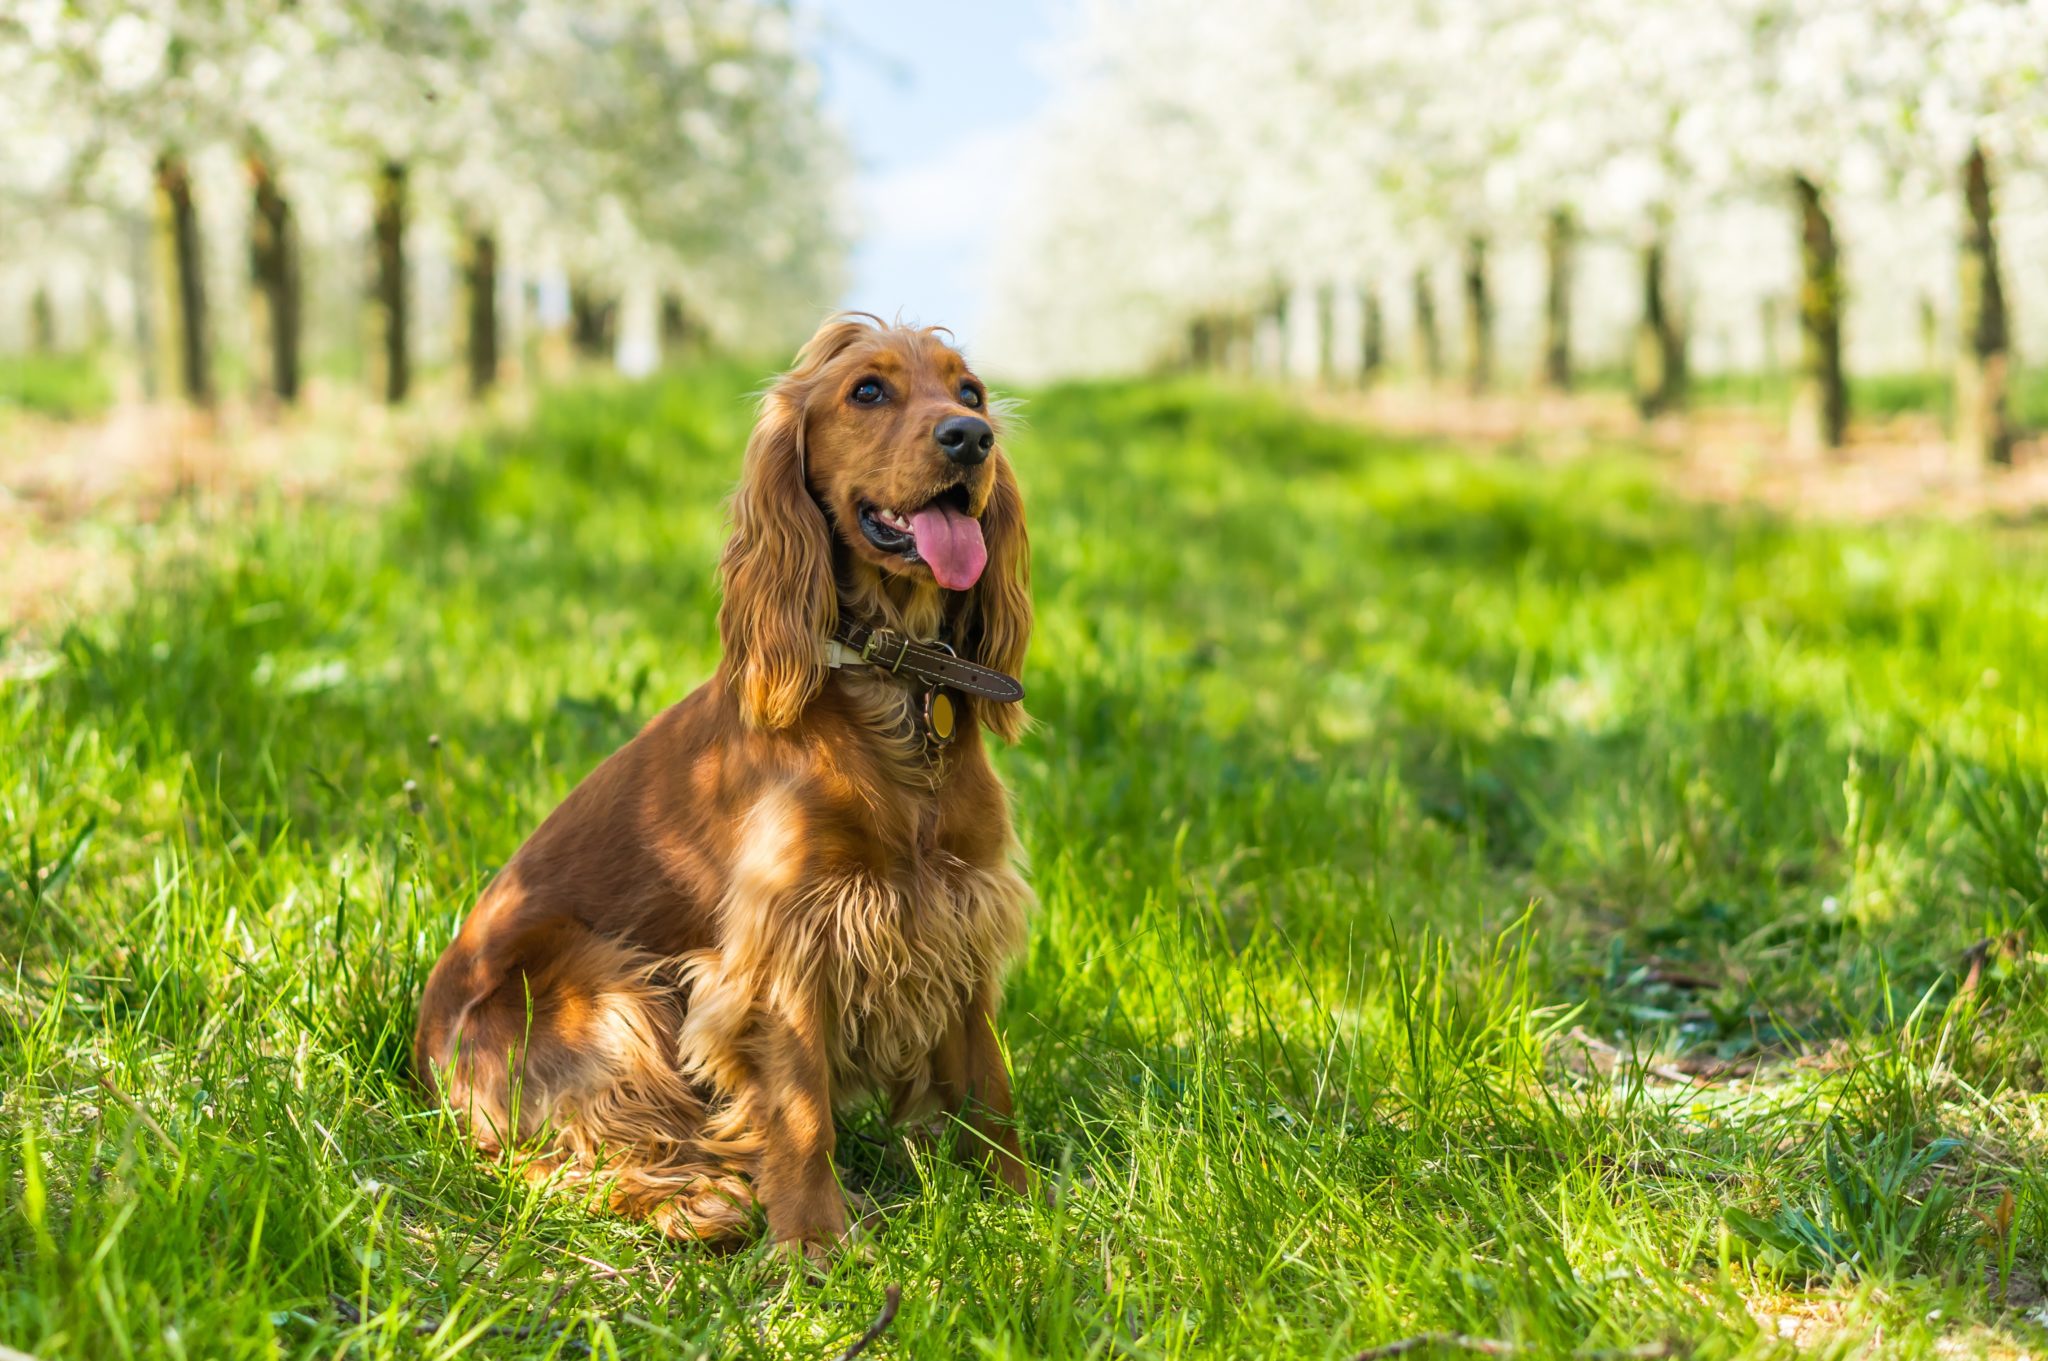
[
  {"left": 1, "top": 0, "right": 845, "bottom": 412},
  {"left": 984, "top": 0, "right": 2048, "bottom": 474}
]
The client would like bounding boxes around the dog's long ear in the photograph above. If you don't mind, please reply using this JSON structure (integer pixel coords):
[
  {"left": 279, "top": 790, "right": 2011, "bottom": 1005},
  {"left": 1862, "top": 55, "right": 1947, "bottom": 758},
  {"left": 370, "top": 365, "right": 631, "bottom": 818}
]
[
  {"left": 966, "top": 456, "right": 1032, "bottom": 742},
  {"left": 718, "top": 387, "right": 835, "bottom": 729}
]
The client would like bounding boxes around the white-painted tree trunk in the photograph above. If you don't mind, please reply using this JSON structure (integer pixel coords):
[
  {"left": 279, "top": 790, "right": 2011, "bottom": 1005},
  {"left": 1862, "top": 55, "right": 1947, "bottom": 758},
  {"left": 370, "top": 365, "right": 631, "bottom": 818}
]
[
  {"left": 614, "top": 276, "right": 660, "bottom": 378},
  {"left": 1328, "top": 279, "right": 1365, "bottom": 384},
  {"left": 1283, "top": 279, "right": 1321, "bottom": 383}
]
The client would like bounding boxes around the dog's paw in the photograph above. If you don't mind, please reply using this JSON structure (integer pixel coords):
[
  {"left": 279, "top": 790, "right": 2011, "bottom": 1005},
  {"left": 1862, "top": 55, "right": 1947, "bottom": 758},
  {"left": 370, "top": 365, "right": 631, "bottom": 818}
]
[{"left": 769, "top": 1233, "right": 841, "bottom": 1283}]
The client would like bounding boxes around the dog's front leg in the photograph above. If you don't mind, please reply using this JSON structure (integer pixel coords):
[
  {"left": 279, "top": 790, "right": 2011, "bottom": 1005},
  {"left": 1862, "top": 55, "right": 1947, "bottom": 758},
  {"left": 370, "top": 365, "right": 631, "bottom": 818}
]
[
  {"left": 750, "top": 995, "right": 845, "bottom": 1256},
  {"left": 938, "top": 987, "right": 1030, "bottom": 1194}
]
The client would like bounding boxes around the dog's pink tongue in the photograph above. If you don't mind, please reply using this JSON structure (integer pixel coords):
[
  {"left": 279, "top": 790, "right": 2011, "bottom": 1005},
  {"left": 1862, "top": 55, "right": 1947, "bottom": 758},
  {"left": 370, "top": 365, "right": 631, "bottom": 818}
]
[{"left": 910, "top": 503, "right": 987, "bottom": 590}]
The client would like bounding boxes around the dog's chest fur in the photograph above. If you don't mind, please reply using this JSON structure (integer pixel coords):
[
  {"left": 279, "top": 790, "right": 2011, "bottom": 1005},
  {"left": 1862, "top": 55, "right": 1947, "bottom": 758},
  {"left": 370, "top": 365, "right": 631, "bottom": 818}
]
[
  {"left": 818, "top": 672, "right": 1028, "bottom": 1090},
  {"left": 676, "top": 672, "right": 1028, "bottom": 1106},
  {"left": 812, "top": 828, "right": 1029, "bottom": 1101}
]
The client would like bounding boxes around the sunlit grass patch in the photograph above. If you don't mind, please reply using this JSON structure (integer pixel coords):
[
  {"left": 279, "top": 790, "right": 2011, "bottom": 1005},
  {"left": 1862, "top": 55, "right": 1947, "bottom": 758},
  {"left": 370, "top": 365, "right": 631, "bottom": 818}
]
[{"left": 0, "top": 350, "right": 113, "bottom": 420}]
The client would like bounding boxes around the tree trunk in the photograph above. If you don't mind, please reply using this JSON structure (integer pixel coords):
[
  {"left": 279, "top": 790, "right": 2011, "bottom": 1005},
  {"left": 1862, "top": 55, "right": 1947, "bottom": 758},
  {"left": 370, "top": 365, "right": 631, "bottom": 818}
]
[
  {"left": 82, "top": 283, "right": 109, "bottom": 350},
  {"left": 1251, "top": 293, "right": 1286, "bottom": 377},
  {"left": 570, "top": 285, "right": 595, "bottom": 354},
  {"left": 1319, "top": 284, "right": 1340, "bottom": 383},
  {"left": 1278, "top": 281, "right": 1314, "bottom": 382},
  {"left": 128, "top": 216, "right": 158, "bottom": 398},
  {"left": 1412, "top": 268, "right": 1441, "bottom": 382},
  {"left": 247, "top": 152, "right": 301, "bottom": 404},
  {"left": 1187, "top": 314, "right": 1216, "bottom": 370},
  {"left": 1541, "top": 208, "right": 1573, "bottom": 392},
  {"left": 570, "top": 282, "right": 614, "bottom": 359},
  {"left": 1633, "top": 234, "right": 1685, "bottom": 418},
  {"left": 1955, "top": 141, "right": 2012, "bottom": 471},
  {"left": 30, "top": 287, "right": 55, "bottom": 353},
  {"left": 660, "top": 293, "right": 690, "bottom": 352},
  {"left": 1462, "top": 234, "right": 1491, "bottom": 395},
  {"left": 373, "top": 160, "right": 410, "bottom": 404},
  {"left": 1363, "top": 287, "right": 1384, "bottom": 380},
  {"left": 614, "top": 278, "right": 660, "bottom": 377},
  {"left": 464, "top": 227, "right": 498, "bottom": 397},
  {"left": 1791, "top": 173, "right": 1846, "bottom": 453},
  {"left": 1760, "top": 296, "right": 1781, "bottom": 384},
  {"left": 155, "top": 153, "right": 214, "bottom": 406}
]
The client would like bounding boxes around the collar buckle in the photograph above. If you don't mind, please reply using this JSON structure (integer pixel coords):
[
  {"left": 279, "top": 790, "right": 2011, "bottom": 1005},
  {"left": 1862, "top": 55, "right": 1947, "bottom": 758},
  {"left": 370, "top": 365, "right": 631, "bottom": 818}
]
[{"left": 858, "top": 627, "right": 916, "bottom": 675}]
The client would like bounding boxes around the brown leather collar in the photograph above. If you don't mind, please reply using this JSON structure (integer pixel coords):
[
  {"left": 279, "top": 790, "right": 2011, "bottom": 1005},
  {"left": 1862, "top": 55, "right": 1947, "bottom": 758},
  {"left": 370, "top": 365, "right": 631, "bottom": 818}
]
[{"left": 826, "top": 619, "right": 1025, "bottom": 705}]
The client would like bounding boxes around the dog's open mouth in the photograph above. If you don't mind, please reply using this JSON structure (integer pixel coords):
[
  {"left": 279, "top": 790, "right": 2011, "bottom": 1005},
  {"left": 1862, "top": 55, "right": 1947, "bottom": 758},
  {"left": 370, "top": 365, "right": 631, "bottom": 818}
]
[{"left": 858, "top": 484, "right": 986, "bottom": 590}]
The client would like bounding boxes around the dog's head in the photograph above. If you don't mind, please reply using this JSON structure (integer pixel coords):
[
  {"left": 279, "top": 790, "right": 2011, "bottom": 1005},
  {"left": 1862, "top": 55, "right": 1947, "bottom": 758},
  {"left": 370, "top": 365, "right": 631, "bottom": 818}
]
[{"left": 718, "top": 314, "right": 1031, "bottom": 738}]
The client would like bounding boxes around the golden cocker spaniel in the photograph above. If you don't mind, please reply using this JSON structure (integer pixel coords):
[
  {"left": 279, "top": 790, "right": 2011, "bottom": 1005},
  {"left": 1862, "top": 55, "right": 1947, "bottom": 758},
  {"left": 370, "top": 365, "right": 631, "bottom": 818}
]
[{"left": 414, "top": 314, "right": 1033, "bottom": 1254}]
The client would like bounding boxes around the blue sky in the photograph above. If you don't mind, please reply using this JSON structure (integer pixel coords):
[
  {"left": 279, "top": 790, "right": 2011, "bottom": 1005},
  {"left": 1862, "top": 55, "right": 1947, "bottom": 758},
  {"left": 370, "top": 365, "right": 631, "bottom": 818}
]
[{"left": 810, "top": 2, "right": 1060, "bottom": 343}]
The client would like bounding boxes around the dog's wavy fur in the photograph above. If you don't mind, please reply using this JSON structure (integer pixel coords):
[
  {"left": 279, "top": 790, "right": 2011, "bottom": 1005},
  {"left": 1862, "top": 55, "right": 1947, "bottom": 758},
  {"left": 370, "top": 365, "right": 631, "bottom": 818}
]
[{"left": 413, "top": 315, "right": 1033, "bottom": 1252}]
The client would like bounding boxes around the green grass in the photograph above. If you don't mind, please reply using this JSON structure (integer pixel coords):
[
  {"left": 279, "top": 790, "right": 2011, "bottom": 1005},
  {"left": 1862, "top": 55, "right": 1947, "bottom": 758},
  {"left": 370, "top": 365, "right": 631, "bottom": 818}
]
[
  {"left": 9, "top": 363, "right": 2048, "bottom": 1357},
  {"left": 0, "top": 351, "right": 113, "bottom": 420}
]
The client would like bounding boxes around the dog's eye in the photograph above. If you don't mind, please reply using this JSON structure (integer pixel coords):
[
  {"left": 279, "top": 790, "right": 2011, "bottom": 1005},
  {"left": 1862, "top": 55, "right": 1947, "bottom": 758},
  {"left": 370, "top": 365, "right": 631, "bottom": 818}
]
[
  {"left": 850, "top": 378, "right": 885, "bottom": 405},
  {"left": 958, "top": 383, "right": 983, "bottom": 409}
]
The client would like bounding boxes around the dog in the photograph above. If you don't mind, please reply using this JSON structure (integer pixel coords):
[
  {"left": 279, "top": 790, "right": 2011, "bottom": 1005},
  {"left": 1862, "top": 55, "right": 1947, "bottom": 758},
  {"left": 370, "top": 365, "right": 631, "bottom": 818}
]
[{"left": 413, "top": 314, "right": 1034, "bottom": 1255}]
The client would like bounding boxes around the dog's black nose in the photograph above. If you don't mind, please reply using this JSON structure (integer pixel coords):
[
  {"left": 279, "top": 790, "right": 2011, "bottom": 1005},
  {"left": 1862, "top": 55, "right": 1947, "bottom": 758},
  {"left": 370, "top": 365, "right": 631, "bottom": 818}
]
[{"left": 934, "top": 414, "right": 993, "bottom": 465}]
